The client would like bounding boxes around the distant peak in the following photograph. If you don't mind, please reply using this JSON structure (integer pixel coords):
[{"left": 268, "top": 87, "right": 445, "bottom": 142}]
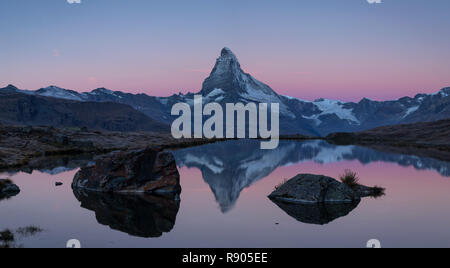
[
  {"left": 221, "top": 47, "right": 234, "bottom": 56},
  {"left": 45, "top": 85, "right": 62, "bottom": 89},
  {"left": 6, "top": 84, "right": 18, "bottom": 90},
  {"left": 219, "top": 47, "right": 238, "bottom": 61},
  {"left": 92, "top": 87, "right": 114, "bottom": 94}
]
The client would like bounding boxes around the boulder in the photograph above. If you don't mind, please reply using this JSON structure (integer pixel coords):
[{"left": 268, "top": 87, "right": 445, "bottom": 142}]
[
  {"left": 72, "top": 147, "right": 181, "bottom": 198},
  {"left": 268, "top": 174, "right": 359, "bottom": 203},
  {"left": 0, "top": 179, "right": 20, "bottom": 200}
]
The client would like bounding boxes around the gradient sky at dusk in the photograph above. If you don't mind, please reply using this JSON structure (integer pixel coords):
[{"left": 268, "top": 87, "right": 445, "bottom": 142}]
[{"left": 1, "top": 0, "right": 450, "bottom": 101}]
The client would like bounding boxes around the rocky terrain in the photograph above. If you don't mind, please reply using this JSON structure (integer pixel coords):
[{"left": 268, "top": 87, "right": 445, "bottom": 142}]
[
  {"left": 72, "top": 148, "right": 181, "bottom": 198},
  {"left": 269, "top": 174, "right": 381, "bottom": 204},
  {"left": 0, "top": 90, "right": 169, "bottom": 133},
  {"left": 0, "top": 124, "right": 222, "bottom": 172},
  {"left": 326, "top": 119, "right": 450, "bottom": 161}
]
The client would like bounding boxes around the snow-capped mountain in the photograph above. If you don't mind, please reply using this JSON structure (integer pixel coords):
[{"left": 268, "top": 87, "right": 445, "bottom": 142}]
[
  {"left": 34, "top": 86, "right": 89, "bottom": 101},
  {"left": 0, "top": 85, "right": 170, "bottom": 132},
  {"left": 201, "top": 48, "right": 290, "bottom": 111},
  {"left": 1, "top": 48, "right": 449, "bottom": 136}
]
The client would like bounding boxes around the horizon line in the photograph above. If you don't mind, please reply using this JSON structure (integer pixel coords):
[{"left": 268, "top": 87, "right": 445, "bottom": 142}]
[{"left": 2, "top": 83, "right": 449, "bottom": 104}]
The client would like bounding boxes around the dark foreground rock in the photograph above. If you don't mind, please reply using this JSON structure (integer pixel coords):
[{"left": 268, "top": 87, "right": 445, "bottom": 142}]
[
  {"left": 72, "top": 147, "right": 181, "bottom": 198},
  {"left": 73, "top": 189, "right": 180, "bottom": 238},
  {"left": 269, "top": 174, "right": 360, "bottom": 203},
  {"left": 0, "top": 179, "right": 20, "bottom": 200},
  {"left": 271, "top": 199, "right": 360, "bottom": 225},
  {"left": 269, "top": 174, "right": 384, "bottom": 225}
]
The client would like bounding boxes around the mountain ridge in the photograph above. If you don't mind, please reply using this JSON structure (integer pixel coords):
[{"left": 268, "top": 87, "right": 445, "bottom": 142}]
[
  {"left": 0, "top": 91, "right": 169, "bottom": 133},
  {"left": 2, "top": 48, "right": 449, "bottom": 136}
]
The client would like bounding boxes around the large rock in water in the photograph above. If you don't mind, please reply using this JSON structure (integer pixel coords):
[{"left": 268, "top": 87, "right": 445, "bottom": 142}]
[
  {"left": 72, "top": 148, "right": 181, "bottom": 198},
  {"left": 268, "top": 174, "right": 359, "bottom": 203}
]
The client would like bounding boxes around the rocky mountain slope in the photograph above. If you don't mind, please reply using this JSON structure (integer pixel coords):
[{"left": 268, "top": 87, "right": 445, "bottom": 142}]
[
  {"left": 327, "top": 119, "right": 450, "bottom": 147},
  {"left": 326, "top": 119, "right": 450, "bottom": 161},
  {"left": 0, "top": 124, "right": 222, "bottom": 171},
  {"left": 0, "top": 91, "right": 169, "bottom": 133}
]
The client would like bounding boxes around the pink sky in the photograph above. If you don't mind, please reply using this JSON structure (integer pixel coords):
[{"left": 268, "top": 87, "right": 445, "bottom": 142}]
[
  {"left": 2, "top": 0, "right": 450, "bottom": 102},
  {"left": 5, "top": 49, "right": 450, "bottom": 102}
]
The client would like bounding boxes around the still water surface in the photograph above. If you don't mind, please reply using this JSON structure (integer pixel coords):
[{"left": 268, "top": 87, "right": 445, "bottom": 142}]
[{"left": 1, "top": 140, "right": 449, "bottom": 248}]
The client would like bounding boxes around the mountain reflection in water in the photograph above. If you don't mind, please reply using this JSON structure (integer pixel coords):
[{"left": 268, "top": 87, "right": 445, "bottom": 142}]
[{"left": 172, "top": 140, "right": 450, "bottom": 213}]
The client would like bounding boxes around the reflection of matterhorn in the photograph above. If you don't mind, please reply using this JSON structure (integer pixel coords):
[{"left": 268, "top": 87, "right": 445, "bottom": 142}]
[{"left": 172, "top": 140, "right": 450, "bottom": 213}]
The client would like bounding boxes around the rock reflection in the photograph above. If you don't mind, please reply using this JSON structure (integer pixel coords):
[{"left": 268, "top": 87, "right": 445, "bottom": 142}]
[
  {"left": 73, "top": 189, "right": 180, "bottom": 238},
  {"left": 269, "top": 198, "right": 360, "bottom": 225},
  {"left": 0, "top": 226, "right": 43, "bottom": 248}
]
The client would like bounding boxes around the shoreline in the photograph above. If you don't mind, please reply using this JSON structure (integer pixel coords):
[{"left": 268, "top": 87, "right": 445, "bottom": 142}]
[{"left": 1, "top": 120, "right": 449, "bottom": 172}]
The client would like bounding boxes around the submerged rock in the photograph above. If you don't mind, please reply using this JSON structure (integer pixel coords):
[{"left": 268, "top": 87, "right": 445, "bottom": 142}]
[
  {"left": 269, "top": 174, "right": 360, "bottom": 204},
  {"left": 0, "top": 179, "right": 20, "bottom": 200},
  {"left": 72, "top": 147, "right": 181, "bottom": 198},
  {"left": 73, "top": 189, "right": 180, "bottom": 238},
  {"left": 271, "top": 199, "right": 360, "bottom": 225}
]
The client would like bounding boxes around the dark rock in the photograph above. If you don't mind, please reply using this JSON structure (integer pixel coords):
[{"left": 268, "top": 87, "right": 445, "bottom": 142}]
[
  {"left": 268, "top": 174, "right": 385, "bottom": 224},
  {"left": 270, "top": 198, "right": 360, "bottom": 225},
  {"left": 73, "top": 189, "right": 180, "bottom": 238},
  {"left": 0, "top": 179, "right": 20, "bottom": 200},
  {"left": 269, "top": 174, "right": 359, "bottom": 204},
  {"left": 72, "top": 147, "right": 181, "bottom": 198},
  {"left": 55, "top": 135, "right": 69, "bottom": 146}
]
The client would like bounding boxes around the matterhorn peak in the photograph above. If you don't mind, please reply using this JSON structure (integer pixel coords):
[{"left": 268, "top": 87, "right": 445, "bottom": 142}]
[
  {"left": 200, "top": 47, "right": 286, "bottom": 107},
  {"left": 214, "top": 47, "right": 241, "bottom": 70},
  {"left": 220, "top": 47, "right": 237, "bottom": 60}
]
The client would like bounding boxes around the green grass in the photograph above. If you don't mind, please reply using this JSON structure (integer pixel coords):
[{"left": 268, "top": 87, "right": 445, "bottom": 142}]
[{"left": 339, "top": 169, "right": 360, "bottom": 188}]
